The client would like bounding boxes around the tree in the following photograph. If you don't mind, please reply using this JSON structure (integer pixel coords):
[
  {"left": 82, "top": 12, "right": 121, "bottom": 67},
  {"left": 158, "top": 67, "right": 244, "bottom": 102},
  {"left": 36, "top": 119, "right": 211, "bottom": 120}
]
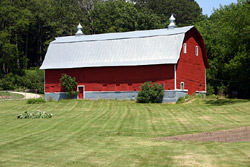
[
  {"left": 196, "top": 0, "right": 250, "bottom": 98},
  {"left": 60, "top": 74, "right": 78, "bottom": 98},
  {"left": 0, "top": 0, "right": 31, "bottom": 76},
  {"left": 88, "top": 0, "right": 163, "bottom": 34},
  {"left": 133, "top": 0, "right": 202, "bottom": 26}
]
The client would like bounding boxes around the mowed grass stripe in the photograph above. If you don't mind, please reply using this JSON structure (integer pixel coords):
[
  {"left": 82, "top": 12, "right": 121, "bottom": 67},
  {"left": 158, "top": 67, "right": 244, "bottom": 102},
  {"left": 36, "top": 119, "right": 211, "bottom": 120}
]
[
  {"left": 114, "top": 102, "right": 131, "bottom": 134},
  {"left": 0, "top": 101, "right": 88, "bottom": 148},
  {"left": 94, "top": 101, "right": 122, "bottom": 135},
  {"left": 147, "top": 104, "right": 171, "bottom": 136},
  {"left": 144, "top": 105, "right": 157, "bottom": 134},
  {"left": 45, "top": 101, "right": 112, "bottom": 145}
]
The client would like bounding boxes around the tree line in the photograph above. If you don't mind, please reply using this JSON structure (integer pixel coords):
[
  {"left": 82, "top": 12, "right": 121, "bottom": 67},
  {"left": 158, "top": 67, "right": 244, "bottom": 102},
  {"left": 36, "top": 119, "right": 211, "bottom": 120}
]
[
  {"left": 196, "top": 0, "right": 250, "bottom": 98},
  {"left": 0, "top": 0, "right": 249, "bottom": 98}
]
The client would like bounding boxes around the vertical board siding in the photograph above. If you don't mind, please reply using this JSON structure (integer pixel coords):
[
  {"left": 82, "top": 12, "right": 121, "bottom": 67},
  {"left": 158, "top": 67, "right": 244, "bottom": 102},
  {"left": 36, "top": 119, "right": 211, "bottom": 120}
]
[
  {"left": 45, "top": 64, "right": 175, "bottom": 93},
  {"left": 176, "top": 29, "right": 206, "bottom": 95}
]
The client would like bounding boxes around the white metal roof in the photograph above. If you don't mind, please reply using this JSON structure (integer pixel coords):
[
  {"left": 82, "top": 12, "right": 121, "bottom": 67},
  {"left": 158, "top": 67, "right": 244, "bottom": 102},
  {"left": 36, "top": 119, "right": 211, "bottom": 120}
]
[{"left": 40, "top": 26, "right": 193, "bottom": 69}]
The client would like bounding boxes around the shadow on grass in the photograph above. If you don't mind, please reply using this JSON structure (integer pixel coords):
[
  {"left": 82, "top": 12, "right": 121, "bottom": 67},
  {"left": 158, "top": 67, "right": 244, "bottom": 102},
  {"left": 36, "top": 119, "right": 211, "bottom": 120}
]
[{"left": 205, "top": 99, "right": 250, "bottom": 106}]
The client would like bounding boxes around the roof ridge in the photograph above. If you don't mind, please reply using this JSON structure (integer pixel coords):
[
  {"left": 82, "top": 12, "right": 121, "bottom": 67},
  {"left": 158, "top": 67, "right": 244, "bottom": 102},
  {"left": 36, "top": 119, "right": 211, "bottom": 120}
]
[{"left": 53, "top": 26, "right": 194, "bottom": 44}]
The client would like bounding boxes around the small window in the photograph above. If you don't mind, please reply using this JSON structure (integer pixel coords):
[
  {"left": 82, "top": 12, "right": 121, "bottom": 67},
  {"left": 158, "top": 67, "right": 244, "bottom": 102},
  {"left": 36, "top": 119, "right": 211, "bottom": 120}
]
[
  {"left": 195, "top": 46, "right": 198, "bottom": 56},
  {"left": 184, "top": 43, "right": 187, "bottom": 54},
  {"left": 180, "top": 82, "right": 184, "bottom": 90}
]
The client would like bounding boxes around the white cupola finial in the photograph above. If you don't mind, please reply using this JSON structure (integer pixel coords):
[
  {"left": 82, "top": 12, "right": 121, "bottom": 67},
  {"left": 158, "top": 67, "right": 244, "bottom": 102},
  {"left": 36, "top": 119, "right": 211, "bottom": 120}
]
[
  {"left": 75, "top": 23, "right": 84, "bottom": 36},
  {"left": 168, "top": 14, "right": 176, "bottom": 29}
]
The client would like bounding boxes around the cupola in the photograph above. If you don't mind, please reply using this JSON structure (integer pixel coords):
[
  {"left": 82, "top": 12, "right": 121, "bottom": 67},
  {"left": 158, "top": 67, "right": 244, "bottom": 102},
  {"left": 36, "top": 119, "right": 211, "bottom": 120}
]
[
  {"left": 75, "top": 23, "right": 84, "bottom": 36},
  {"left": 168, "top": 14, "right": 176, "bottom": 29}
]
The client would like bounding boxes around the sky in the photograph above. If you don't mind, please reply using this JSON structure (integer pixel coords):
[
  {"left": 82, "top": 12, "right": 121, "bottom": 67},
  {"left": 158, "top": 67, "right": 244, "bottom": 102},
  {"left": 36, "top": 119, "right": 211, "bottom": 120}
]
[{"left": 195, "top": 0, "right": 238, "bottom": 16}]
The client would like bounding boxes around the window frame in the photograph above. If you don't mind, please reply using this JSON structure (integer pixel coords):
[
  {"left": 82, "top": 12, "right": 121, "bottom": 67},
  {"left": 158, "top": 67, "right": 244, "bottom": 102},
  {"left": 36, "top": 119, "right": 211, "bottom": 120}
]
[
  {"left": 184, "top": 43, "right": 187, "bottom": 54},
  {"left": 180, "top": 82, "right": 184, "bottom": 90},
  {"left": 195, "top": 46, "right": 198, "bottom": 56}
]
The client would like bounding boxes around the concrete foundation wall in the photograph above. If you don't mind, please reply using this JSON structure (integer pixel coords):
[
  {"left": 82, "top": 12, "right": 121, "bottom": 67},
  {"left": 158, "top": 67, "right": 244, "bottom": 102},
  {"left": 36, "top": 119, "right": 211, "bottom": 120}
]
[
  {"left": 44, "top": 93, "right": 77, "bottom": 100},
  {"left": 162, "top": 90, "right": 188, "bottom": 103},
  {"left": 85, "top": 91, "right": 138, "bottom": 100},
  {"left": 45, "top": 90, "right": 189, "bottom": 103}
]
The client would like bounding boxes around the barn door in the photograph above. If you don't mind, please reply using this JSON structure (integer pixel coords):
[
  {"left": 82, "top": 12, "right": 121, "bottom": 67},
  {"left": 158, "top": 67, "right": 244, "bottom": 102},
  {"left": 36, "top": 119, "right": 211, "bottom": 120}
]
[{"left": 77, "top": 86, "right": 85, "bottom": 99}]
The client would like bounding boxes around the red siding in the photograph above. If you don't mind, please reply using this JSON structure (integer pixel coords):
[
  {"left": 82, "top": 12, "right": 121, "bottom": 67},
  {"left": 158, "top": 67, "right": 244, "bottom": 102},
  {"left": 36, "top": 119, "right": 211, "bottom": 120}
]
[
  {"left": 176, "top": 29, "right": 206, "bottom": 95},
  {"left": 45, "top": 64, "right": 175, "bottom": 93}
]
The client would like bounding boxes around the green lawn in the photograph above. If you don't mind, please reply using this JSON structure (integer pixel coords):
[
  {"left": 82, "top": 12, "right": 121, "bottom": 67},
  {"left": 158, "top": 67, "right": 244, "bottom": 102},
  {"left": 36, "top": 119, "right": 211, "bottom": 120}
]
[
  {"left": 0, "top": 98, "right": 250, "bottom": 166},
  {"left": 0, "top": 91, "right": 24, "bottom": 100}
]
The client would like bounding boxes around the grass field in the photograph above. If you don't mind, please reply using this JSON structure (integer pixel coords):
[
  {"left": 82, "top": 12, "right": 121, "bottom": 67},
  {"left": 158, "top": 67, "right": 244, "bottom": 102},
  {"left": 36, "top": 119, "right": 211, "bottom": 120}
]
[
  {"left": 0, "top": 98, "right": 250, "bottom": 166},
  {"left": 0, "top": 91, "right": 24, "bottom": 100}
]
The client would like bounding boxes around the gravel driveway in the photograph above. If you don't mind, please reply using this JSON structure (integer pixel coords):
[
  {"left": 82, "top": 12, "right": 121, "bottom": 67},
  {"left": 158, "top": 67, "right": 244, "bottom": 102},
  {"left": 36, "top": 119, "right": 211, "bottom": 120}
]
[{"left": 9, "top": 91, "right": 42, "bottom": 99}]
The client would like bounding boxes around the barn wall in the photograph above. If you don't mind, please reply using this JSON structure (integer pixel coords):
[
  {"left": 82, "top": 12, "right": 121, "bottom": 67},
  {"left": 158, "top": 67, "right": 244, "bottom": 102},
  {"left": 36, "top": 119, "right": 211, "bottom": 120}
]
[
  {"left": 176, "top": 29, "right": 206, "bottom": 95},
  {"left": 45, "top": 64, "right": 175, "bottom": 93}
]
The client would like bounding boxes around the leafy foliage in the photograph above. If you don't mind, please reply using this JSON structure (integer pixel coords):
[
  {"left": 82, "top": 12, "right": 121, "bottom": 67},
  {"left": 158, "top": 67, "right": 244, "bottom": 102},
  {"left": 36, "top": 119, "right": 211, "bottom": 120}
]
[
  {"left": 176, "top": 96, "right": 186, "bottom": 104},
  {"left": 0, "top": 0, "right": 31, "bottom": 76},
  {"left": 136, "top": 82, "right": 164, "bottom": 103},
  {"left": 0, "top": 69, "right": 44, "bottom": 93},
  {"left": 196, "top": 0, "right": 250, "bottom": 98},
  {"left": 17, "top": 110, "right": 52, "bottom": 119},
  {"left": 176, "top": 94, "right": 196, "bottom": 104},
  {"left": 0, "top": 73, "right": 22, "bottom": 90},
  {"left": 133, "top": 0, "right": 202, "bottom": 26},
  {"left": 27, "top": 98, "right": 45, "bottom": 104},
  {"left": 60, "top": 74, "right": 78, "bottom": 98},
  {"left": 22, "top": 69, "right": 44, "bottom": 93},
  {"left": 89, "top": 0, "right": 163, "bottom": 34}
]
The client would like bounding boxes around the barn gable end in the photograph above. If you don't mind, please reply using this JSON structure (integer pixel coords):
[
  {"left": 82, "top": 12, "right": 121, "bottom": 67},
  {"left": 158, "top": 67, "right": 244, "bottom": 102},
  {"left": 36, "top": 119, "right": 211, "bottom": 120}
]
[{"left": 176, "top": 27, "right": 209, "bottom": 95}]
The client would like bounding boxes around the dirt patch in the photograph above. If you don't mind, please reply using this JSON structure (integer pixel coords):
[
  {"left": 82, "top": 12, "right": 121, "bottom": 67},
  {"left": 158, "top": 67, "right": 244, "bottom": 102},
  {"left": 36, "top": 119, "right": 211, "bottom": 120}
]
[{"left": 156, "top": 127, "right": 250, "bottom": 142}]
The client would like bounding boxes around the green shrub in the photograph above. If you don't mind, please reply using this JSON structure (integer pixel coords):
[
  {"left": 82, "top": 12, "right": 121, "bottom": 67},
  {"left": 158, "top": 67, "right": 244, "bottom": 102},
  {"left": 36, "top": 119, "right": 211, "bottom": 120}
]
[
  {"left": 22, "top": 69, "right": 44, "bottom": 93},
  {"left": 207, "top": 94, "right": 220, "bottom": 99},
  {"left": 206, "top": 83, "right": 215, "bottom": 95},
  {"left": 27, "top": 98, "right": 45, "bottom": 104},
  {"left": 0, "top": 73, "right": 23, "bottom": 90},
  {"left": 17, "top": 110, "right": 52, "bottom": 119},
  {"left": 60, "top": 74, "right": 78, "bottom": 99},
  {"left": 176, "top": 94, "right": 198, "bottom": 104},
  {"left": 176, "top": 96, "right": 186, "bottom": 104},
  {"left": 136, "top": 82, "right": 164, "bottom": 103}
]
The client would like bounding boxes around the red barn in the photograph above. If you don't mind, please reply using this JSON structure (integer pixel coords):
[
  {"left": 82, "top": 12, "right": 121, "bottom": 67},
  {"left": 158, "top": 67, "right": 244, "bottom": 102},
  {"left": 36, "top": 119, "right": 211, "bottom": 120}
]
[{"left": 40, "top": 15, "right": 209, "bottom": 102}]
